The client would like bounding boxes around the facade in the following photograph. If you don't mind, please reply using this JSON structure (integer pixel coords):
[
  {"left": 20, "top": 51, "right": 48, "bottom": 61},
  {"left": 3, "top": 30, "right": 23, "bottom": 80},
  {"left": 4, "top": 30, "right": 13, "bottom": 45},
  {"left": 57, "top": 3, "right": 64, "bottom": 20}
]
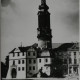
[
  {"left": 67, "top": 43, "right": 79, "bottom": 76},
  {"left": 7, "top": 47, "right": 27, "bottom": 79},
  {"left": 6, "top": 0, "right": 52, "bottom": 79},
  {"left": 53, "top": 43, "right": 79, "bottom": 77},
  {"left": 7, "top": 46, "right": 38, "bottom": 79},
  {"left": 37, "top": 50, "right": 51, "bottom": 76}
]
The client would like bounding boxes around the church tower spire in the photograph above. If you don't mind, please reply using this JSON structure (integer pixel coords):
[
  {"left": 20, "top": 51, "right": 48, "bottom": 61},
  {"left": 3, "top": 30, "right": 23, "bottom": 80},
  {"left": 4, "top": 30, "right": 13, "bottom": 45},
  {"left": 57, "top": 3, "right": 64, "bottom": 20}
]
[{"left": 37, "top": 0, "right": 52, "bottom": 50}]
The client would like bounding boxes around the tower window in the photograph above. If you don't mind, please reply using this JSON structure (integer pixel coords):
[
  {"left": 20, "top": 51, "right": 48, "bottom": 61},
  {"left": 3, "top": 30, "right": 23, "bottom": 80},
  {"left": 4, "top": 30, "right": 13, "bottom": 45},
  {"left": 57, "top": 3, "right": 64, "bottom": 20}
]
[
  {"left": 33, "top": 60, "right": 36, "bottom": 64},
  {"left": 39, "top": 59, "right": 41, "bottom": 63},
  {"left": 29, "top": 66, "right": 31, "bottom": 70},
  {"left": 22, "top": 67, "right": 24, "bottom": 71},
  {"left": 18, "top": 60, "right": 20, "bottom": 64},
  {"left": 18, "top": 67, "right": 20, "bottom": 71},
  {"left": 22, "top": 60, "right": 24, "bottom": 64},
  {"left": 45, "top": 59, "right": 48, "bottom": 62},
  {"left": 33, "top": 52, "right": 35, "bottom": 56},
  {"left": 29, "top": 59, "right": 31, "bottom": 64},
  {"left": 33, "top": 66, "right": 35, "bottom": 70}
]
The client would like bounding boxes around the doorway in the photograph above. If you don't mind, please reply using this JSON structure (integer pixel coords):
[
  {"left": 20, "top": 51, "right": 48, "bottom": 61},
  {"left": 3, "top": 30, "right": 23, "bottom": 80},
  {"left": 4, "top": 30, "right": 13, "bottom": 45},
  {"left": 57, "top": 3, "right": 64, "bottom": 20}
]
[{"left": 11, "top": 68, "right": 17, "bottom": 78}]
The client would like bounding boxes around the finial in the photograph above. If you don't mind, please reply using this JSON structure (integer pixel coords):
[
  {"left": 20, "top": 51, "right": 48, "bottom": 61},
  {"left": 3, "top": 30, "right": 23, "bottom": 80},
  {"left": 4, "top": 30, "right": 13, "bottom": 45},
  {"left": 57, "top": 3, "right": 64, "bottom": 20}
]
[{"left": 41, "top": 0, "right": 46, "bottom": 5}]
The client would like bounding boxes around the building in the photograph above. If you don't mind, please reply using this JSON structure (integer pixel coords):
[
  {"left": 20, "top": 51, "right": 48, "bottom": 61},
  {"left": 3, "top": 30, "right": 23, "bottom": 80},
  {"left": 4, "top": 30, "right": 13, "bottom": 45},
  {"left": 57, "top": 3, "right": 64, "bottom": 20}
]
[
  {"left": 6, "top": 0, "right": 52, "bottom": 79},
  {"left": 52, "top": 43, "right": 79, "bottom": 77},
  {"left": 67, "top": 43, "right": 79, "bottom": 76}
]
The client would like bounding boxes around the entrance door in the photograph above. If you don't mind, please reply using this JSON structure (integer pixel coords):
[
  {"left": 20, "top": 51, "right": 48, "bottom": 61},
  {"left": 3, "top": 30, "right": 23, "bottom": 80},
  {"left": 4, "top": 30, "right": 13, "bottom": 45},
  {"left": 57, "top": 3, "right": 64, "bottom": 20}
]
[{"left": 11, "top": 68, "right": 17, "bottom": 78}]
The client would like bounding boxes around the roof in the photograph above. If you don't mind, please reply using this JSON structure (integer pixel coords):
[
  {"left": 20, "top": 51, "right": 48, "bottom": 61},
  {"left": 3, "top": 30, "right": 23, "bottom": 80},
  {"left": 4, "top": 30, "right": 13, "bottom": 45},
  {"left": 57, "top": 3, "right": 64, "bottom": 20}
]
[
  {"left": 9, "top": 43, "right": 40, "bottom": 54},
  {"left": 52, "top": 43, "right": 74, "bottom": 52},
  {"left": 68, "top": 43, "right": 79, "bottom": 51}
]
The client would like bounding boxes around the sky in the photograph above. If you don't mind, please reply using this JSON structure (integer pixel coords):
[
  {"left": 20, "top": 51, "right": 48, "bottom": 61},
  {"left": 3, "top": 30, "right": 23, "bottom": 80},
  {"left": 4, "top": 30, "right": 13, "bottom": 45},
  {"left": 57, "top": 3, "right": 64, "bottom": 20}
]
[{"left": 1, "top": 0, "right": 79, "bottom": 62}]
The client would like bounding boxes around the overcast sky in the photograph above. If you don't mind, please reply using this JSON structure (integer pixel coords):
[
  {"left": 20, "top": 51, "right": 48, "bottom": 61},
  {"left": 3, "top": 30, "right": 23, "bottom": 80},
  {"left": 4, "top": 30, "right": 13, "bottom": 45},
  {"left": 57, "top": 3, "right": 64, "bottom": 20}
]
[{"left": 1, "top": 0, "right": 79, "bottom": 62}]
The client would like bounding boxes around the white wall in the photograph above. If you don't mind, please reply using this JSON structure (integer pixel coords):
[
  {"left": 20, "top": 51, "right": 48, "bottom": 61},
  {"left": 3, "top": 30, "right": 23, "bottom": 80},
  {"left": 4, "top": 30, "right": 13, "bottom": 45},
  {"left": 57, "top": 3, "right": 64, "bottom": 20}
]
[
  {"left": 7, "top": 52, "right": 27, "bottom": 79},
  {"left": 37, "top": 58, "right": 51, "bottom": 76}
]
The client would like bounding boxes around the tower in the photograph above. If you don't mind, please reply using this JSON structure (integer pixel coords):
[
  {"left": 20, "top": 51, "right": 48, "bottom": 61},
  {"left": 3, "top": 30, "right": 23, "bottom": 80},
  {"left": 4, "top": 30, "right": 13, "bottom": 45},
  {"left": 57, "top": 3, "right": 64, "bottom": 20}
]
[{"left": 37, "top": 0, "right": 52, "bottom": 50}]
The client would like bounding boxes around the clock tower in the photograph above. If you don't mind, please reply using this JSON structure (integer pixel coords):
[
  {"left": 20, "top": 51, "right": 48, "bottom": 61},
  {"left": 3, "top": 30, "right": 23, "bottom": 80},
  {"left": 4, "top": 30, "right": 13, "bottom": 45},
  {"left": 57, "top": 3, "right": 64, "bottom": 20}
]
[{"left": 37, "top": 0, "right": 52, "bottom": 50}]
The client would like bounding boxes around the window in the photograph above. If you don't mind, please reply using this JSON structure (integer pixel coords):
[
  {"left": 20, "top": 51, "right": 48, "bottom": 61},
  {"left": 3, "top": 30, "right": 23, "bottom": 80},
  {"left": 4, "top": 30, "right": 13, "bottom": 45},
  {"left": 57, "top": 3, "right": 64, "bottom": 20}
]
[
  {"left": 28, "top": 52, "right": 30, "bottom": 56},
  {"left": 22, "top": 67, "right": 24, "bottom": 71},
  {"left": 29, "top": 66, "right": 31, "bottom": 70},
  {"left": 33, "top": 66, "right": 35, "bottom": 70},
  {"left": 22, "top": 60, "right": 24, "bottom": 64},
  {"left": 69, "top": 58, "right": 72, "bottom": 64},
  {"left": 33, "top": 60, "right": 36, "bottom": 64},
  {"left": 18, "top": 60, "right": 20, "bottom": 64},
  {"left": 45, "top": 59, "right": 48, "bottom": 62},
  {"left": 74, "top": 52, "right": 76, "bottom": 58},
  {"left": 18, "top": 53, "right": 19, "bottom": 56},
  {"left": 33, "top": 52, "right": 35, "bottom": 56},
  {"left": 18, "top": 67, "right": 20, "bottom": 71},
  {"left": 13, "top": 60, "right": 15, "bottom": 65},
  {"left": 29, "top": 59, "right": 31, "bottom": 64},
  {"left": 74, "top": 52, "right": 76, "bottom": 55},
  {"left": 39, "top": 59, "right": 41, "bottom": 63},
  {"left": 22, "top": 52, "right": 24, "bottom": 56},
  {"left": 74, "top": 59, "right": 77, "bottom": 64},
  {"left": 69, "top": 67, "right": 72, "bottom": 74}
]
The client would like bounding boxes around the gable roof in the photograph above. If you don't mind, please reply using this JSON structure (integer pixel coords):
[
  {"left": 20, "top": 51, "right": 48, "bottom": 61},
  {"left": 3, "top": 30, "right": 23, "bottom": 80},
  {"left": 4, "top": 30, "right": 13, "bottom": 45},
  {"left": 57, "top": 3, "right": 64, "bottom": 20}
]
[{"left": 9, "top": 43, "right": 39, "bottom": 53}]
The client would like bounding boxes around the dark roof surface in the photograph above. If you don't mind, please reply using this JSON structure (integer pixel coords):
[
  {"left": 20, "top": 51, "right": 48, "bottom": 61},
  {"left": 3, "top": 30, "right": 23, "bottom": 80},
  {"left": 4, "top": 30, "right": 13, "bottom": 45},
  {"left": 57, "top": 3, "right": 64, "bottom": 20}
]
[{"left": 52, "top": 43, "right": 74, "bottom": 52}]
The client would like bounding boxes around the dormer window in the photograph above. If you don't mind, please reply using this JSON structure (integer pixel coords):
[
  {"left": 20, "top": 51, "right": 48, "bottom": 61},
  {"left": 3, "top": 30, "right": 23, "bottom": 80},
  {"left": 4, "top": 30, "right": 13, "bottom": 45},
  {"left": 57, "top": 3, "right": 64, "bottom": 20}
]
[{"left": 18, "top": 53, "right": 19, "bottom": 56}]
